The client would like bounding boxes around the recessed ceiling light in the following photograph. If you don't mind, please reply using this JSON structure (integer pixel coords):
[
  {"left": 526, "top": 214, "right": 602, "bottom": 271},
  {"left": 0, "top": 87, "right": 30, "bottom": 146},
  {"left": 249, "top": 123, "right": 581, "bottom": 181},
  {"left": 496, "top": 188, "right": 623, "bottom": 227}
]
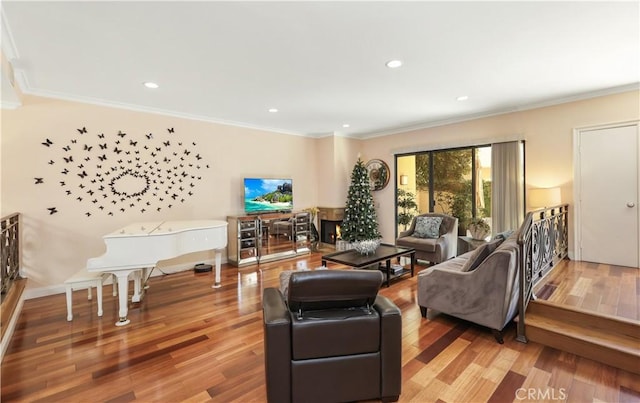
[
  {"left": 143, "top": 82, "right": 159, "bottom": 89},
  {"left": 342, "top": 124, "right": 350, "bottom": 128},
  {"left": 456, "top": 95, "right": 469, "bottom": 101},
  {"left": 268, "top": 108, "right": 278, "bottom": 113},
  {"left": 385, "top": 60, "right": 403, "bottom": 69}
]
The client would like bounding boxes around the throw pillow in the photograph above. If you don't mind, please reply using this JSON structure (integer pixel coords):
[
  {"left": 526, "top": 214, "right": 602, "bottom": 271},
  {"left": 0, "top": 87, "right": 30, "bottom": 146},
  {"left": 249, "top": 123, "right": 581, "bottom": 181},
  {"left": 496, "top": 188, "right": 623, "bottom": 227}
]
[
  {"left": 492, "top": 229, "right": 515, "bottom": 242},
  {"left": 412, "top": 216, "right": 443, "bottom": 239},
  {"left": 460, "top": 240, "right": 501, "bottom": 272}
]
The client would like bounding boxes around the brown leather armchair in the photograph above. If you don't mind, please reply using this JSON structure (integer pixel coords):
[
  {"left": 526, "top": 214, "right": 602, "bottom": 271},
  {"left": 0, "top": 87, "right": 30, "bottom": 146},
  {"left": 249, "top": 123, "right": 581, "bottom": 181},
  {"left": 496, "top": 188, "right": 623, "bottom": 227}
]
[{"left": 262, "top": 269, "right": 402, "bottom": 403}]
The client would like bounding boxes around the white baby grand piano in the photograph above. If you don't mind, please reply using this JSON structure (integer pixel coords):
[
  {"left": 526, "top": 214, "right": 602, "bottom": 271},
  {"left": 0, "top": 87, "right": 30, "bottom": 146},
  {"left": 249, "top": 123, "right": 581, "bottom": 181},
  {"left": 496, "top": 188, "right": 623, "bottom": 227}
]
[{"left": 87, "top": 220, "right": 228, "bottom": 326}]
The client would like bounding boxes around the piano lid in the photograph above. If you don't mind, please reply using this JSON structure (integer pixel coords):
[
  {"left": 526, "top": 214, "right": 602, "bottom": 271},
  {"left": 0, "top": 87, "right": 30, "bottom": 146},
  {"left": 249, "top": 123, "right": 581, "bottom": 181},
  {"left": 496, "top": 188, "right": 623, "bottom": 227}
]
[
  {"left": 105, "top": 220, "right": 227, "bottom": 238},
  {"left": 89, "top": 220, "right": 228, "bottom": 271}
]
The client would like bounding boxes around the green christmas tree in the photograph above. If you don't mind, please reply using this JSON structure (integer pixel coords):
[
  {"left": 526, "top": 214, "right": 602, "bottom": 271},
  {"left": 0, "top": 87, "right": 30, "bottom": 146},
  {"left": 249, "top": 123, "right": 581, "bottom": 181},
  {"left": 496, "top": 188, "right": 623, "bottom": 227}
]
[{"left": 341, "top": 158, "right": 381, "bottom": 242}]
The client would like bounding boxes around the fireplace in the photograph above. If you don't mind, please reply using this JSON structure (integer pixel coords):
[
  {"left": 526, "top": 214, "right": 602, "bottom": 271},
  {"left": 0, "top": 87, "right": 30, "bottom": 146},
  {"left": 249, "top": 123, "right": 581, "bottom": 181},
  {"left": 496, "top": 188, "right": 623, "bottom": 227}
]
[
  {"left": 317, "top": 207, "right": 345, "bottom": 248},
  {"left": 320, "top": 220, "right": 342, "bottom": 245}
]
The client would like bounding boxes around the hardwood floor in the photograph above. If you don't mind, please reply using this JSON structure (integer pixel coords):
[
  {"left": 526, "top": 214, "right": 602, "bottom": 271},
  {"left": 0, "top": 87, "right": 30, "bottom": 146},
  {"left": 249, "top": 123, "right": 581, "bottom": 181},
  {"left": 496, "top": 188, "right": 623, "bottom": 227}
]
[
  {"left": 2, "top": 253, "right": 639, "bottom": 402},
  {"left": 534, "top": 259, "right": 639, "bottom": 321}
]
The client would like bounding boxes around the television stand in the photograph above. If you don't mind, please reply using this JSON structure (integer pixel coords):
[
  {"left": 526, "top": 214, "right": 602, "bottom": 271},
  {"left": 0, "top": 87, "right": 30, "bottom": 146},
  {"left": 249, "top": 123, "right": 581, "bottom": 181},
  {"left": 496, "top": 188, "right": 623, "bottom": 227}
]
[{"left": 227, "top": 211, "right": 311, "bottom": 267}]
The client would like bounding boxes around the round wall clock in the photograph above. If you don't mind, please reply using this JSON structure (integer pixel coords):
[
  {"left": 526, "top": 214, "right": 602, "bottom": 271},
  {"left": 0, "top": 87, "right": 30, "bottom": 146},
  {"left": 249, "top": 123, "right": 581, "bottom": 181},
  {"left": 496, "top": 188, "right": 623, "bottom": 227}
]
[{"left": 366, "top": 159, "right": 390, "bottom": 191}]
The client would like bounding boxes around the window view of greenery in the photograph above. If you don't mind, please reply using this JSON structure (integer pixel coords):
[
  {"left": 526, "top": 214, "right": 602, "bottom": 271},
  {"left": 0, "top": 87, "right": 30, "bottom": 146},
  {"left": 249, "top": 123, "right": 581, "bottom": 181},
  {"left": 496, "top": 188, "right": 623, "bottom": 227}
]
[{"left": 396, "top": 146, "right": 492, "bottom": 236}]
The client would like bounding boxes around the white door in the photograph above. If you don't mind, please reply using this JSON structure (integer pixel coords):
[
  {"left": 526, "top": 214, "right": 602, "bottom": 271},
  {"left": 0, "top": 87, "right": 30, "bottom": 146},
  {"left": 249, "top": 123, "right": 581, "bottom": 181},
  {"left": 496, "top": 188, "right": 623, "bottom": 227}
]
[{"left": 578, "top": 124, "right": 639, "bottom": 268}]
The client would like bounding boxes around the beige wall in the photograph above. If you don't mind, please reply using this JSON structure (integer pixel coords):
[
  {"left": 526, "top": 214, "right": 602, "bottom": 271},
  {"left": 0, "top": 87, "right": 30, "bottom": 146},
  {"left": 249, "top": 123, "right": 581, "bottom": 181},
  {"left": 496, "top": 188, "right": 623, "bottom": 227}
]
[
  {"left": 362, "top": 90, "right": 640, "bottom": 251},
  {"left": 2, "top": 90, "right": 638, "bottom": 295},
  {"left": 1, "top": 95, "right": 319, "bottom": 294},
  {"left": 315, "top": 134, "right": 361, "bottom": 208}
]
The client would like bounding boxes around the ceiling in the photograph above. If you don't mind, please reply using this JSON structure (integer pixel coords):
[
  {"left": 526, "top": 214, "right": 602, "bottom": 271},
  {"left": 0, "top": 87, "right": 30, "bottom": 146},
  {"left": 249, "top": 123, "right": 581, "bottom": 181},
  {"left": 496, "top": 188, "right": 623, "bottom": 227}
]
[{"left": 2, "top": 1, "right": 639, "bottom": 139}]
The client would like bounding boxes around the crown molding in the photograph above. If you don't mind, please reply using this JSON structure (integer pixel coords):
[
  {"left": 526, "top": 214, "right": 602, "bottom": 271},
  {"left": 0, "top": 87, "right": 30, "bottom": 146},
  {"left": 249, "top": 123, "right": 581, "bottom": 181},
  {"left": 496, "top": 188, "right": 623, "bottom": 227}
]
[{"left": 360, "top": 83, "right": 640, "bottom": 140}]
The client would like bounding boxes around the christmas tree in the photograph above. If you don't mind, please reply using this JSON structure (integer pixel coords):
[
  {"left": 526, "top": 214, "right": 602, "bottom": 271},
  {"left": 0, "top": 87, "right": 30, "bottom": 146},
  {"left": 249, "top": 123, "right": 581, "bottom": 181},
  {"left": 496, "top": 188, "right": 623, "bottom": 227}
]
[{"left": 341, "top": 158, "right": 381, "bottom": 242}]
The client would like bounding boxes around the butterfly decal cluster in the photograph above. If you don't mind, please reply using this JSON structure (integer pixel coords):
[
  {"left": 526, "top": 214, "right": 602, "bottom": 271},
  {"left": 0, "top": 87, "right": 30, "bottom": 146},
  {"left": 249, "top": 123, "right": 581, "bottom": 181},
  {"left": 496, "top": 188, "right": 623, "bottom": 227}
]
[{"left": 38, "top": 127, "right": 209, "bottom": 217}]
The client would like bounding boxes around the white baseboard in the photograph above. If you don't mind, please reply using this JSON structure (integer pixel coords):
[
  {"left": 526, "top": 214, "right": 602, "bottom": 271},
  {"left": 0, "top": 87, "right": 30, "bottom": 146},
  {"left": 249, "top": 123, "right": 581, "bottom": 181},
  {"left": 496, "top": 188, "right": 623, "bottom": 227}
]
[{"left": 23, "top": 256, "right": 226, "bottom": 300}]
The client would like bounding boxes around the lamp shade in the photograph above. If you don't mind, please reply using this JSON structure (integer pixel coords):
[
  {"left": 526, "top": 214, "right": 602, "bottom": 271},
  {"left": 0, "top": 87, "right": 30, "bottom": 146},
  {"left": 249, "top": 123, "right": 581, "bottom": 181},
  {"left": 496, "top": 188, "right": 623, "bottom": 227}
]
[
  {"left": 400, "top": 175, "right": 409, "bottom": 185},
  {"left": 529, "top": 187, "right": 561, "bottom": 208}
]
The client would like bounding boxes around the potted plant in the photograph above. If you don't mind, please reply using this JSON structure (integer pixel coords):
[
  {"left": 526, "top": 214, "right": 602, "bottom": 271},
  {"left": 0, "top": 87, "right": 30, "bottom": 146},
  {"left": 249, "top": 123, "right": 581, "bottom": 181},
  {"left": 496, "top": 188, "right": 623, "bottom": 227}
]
[
  {"left": 468, "top": 217, "right": 491, "bottom": 240},
  {"left": 397, "top": 188, "right": 418, "bottom": 231}
]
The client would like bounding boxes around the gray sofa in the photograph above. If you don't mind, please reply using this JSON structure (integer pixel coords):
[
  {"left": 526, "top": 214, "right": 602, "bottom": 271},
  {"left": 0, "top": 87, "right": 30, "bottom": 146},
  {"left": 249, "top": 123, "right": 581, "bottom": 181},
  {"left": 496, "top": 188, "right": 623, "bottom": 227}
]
[
  {"left": 396, "top": 213, "right": 458, "bottom": 265},
  {"left": 417, "top": 230, "right": 520, "bottom": 343}
]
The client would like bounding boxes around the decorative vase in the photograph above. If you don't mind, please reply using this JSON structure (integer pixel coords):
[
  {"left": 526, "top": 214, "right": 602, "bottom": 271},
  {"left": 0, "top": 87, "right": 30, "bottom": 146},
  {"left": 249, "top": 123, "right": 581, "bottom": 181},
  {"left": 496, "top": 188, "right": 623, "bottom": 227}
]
[
  {"left": 469, "top": 226, "right": 490, "bottom": 241},
  {"left": 353, "top": 239, "right": 381, "bottom": 255},
  {"left": 310, "top": 223, "right": 320, "bottom": 251}
]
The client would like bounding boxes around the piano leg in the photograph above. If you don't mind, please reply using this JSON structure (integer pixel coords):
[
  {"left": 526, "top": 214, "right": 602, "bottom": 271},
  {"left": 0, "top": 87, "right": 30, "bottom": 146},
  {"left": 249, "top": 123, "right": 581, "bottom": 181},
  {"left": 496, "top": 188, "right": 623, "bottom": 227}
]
[
  {"left": 132, "top": 270, "right": 144, "bottom": 302},
  {"left": 113, "top": 270, "right": 135, "bottom": 326},
  {"left": 212, "top": 250, "right": 222, "bottom": 289}
]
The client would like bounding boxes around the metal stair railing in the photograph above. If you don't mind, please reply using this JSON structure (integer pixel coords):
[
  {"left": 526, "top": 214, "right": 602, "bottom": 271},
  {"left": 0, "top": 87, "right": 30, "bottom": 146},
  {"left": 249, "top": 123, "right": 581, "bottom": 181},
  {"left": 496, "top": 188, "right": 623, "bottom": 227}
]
[{"left": 516, "top": 204, "right": 569, "bottom": 343}]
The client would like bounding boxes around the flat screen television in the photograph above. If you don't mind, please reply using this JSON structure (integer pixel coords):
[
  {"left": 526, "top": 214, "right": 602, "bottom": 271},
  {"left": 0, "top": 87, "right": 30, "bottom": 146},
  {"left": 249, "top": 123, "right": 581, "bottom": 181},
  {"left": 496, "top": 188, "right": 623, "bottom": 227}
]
[{"left": 244, "top": 178, "right": 293, "bottom": 213}]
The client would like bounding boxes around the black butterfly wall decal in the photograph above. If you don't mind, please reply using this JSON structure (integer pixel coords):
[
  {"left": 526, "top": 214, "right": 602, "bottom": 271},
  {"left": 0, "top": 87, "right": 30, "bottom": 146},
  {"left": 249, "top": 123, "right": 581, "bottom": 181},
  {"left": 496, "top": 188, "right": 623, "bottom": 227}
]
[
  {"left": 130, "top": 140, "right": 137, "bottom": 146},
  {"left": 63, "top": 146, "right": 71, "bottom": 151},
  {"left": 196, "top": 154, "right": 202, "bottom": 160},
  {"left": 34, "top": 178, "right": 44, "bottom": 184},
  {"left": 48, "top": 160, "right": 55, "bottom": 165},
  {"left": 47, "top": 207, "right": 58, "bottom": 215},
  {"left": 98, "top": 154, "right": 107, "bottom": 161},
  {"left": 63, "top": 156, "right": 73, "bottom": 163},
  {"left": 167, "top": 127, "right": 174, "bottom": 133},
  {"left": 66, "top": 190, "right": 72, "bottom": 195},
  {"left": 77, "top": 164, "right": 84, "bottom": 169},
  {"left": 86, "top": 212, "right": 91, "bottom": 217},
  {"left": 98, "top": 133, "right": 105, "bottom": 138},
  {"left": 71, "top": 139, "right": 77, "bottom": 144},
  {"left": 163, "top": 141, "right": 170, "bottom": 147},
  {"left": 99, "top": 143, "right": 107, "bottom": 149},
  {"left": 77, "top": 127, "right": 87, "bottom": 134},
  {"left": 61, "top": 168, "right": 69, "bottom": 175},
  {"left": 114, "top": 147, "right": 122, "bottom": 154},
  {"left": 117, "top": 131, "right": 126, "bottom": 138},
  {"left": 84, "top": 157, "right": 90, "bottom": 161},
  {"left": 184, "top": 150, "right": 191, "bottom": 155},
  {"left": 60, "top": 181, "right": 66, "bottom": 186},
  {"left": 84, "top": 144, "right": 92, "bottom": 151},
  {"left": 146, "top": 133, "right": 153, "bottom": 139},
  {"left": 78, "top": 171, "right": 88, "bottom": 178},
  {"left": 42, "top": 138, "right": 53, "bottom": 147}
]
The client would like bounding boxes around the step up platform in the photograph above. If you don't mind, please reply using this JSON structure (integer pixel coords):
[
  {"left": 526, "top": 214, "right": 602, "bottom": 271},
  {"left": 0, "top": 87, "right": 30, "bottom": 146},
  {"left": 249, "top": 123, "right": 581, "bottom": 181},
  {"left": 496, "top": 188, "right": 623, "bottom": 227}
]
[{"left": 518, "top": 300, "right": 639, "bottom": 374}]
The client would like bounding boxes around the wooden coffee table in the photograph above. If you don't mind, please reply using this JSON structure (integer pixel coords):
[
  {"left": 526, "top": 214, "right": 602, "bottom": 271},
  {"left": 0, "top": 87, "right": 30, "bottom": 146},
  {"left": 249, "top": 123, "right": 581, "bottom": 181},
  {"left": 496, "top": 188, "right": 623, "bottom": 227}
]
[{"left": 321, "top": 243, "right": 415, "bottom": 287}]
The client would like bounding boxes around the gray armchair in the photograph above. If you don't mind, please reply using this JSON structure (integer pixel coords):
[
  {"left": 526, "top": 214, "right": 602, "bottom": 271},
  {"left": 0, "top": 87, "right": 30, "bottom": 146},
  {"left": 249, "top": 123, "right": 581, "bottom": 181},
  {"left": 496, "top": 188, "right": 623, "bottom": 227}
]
[{"left": 396, "top": 213, "right": 458, "bottom": 264}]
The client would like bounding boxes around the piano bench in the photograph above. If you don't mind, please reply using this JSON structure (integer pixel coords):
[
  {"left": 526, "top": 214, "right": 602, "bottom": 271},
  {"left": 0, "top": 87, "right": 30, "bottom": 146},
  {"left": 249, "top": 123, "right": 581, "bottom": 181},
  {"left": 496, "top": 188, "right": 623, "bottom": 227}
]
[{"left": 64, "top": 270, "right": 116, "bottom": 321}]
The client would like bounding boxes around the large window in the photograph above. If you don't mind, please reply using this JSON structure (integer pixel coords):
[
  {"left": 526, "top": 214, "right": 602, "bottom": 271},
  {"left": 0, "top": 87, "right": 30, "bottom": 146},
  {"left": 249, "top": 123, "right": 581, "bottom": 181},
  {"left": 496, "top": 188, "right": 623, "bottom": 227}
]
[{"left": 396, "top": 145, "right": 492, "bottom": 236}]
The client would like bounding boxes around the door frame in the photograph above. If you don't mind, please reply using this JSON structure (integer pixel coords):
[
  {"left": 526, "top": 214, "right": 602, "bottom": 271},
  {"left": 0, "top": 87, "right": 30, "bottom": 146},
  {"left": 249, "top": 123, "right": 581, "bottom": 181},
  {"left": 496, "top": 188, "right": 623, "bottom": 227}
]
[{"left": 572, "top": 120, "right": 640, "bottom": 263}]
